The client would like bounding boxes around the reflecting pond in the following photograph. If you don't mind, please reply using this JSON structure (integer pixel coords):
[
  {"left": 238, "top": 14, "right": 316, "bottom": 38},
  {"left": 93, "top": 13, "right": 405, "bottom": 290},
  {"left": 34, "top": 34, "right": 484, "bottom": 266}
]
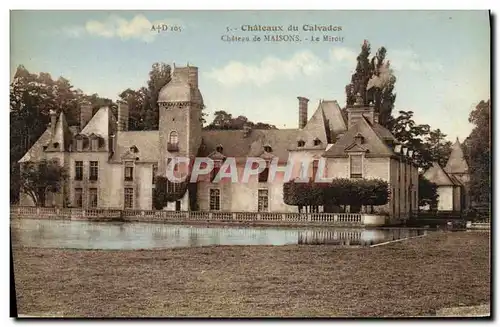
[{"left": 10, "top": 219, "right": 428, "bottom": 250}]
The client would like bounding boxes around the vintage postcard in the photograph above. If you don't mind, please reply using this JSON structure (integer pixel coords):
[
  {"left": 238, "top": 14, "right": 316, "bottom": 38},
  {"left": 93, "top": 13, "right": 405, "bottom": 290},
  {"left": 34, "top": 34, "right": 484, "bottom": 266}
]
[{"left": 9, "top": 10, "right": 491, "bottom": 318}]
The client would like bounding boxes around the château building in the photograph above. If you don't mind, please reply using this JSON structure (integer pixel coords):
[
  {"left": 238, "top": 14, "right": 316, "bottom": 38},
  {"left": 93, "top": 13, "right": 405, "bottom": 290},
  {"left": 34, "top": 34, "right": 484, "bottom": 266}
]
[
  {"left": 18, "top": 64, "right": 419, "bottom": 220},
  {"left": 422, "top": 138, "right": 470, "bottom": 211}
]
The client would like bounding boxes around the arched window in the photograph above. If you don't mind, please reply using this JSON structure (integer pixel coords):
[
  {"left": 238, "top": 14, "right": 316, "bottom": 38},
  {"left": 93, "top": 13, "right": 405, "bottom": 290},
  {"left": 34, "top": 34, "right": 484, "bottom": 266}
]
[
  {"left": 297, "top": 140, "right": 305, "bottom": 147},
  {"left": 169, "top": 131, "right": 179, "bottom": 144}
]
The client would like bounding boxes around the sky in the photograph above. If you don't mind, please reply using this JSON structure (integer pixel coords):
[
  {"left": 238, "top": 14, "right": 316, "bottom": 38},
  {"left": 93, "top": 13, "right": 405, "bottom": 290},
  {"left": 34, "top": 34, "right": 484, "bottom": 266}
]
[{"left": 10, "top": 10, "right": 490, "bottom": 142}]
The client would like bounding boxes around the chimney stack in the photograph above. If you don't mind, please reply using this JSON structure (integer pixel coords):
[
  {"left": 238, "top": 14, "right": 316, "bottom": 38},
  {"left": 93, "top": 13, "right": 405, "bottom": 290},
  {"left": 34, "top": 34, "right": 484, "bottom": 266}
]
[
  {"left": 49, "top": 109, "right": 57, "bottom": 137},
  {"left": 80, "top": 102, "right": 93, "bottom": 130},
  {"left": 173, "top": 65, "right": 198, "bottom": 88},
  {"left": 297, "top": 96, "right": 309, "bottom": 129},
  {"left": 117, "top": 103, "right": 129, "bottom": 131}
]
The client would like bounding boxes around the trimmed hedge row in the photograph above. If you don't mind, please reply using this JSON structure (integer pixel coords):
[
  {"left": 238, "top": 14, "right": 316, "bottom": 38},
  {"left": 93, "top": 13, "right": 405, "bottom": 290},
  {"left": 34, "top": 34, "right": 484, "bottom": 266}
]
[{"left": 283, "top": 178, "right": 390, "bottom": 207}]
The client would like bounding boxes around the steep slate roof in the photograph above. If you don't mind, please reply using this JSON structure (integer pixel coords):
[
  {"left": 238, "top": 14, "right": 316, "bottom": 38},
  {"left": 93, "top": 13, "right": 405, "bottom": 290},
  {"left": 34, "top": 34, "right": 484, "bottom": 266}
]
[
  {"left": 296, "top": 103, "right": 329, "bottom": 148},
  {"left": 320, "top": 100, "right": 348, "bottom": 140},
  {"left": 444, "top": 138, "right": 469, "bottom": 174},
  {"left": 18, "top": 129, "right": 51, "bottom": 163},
  {"left": 423, "top": 162, "right": 458, "bottom": 186},
  {"left": 46, "top": 111, "right": 72, "bottom": 152},
  {"left": 80, "top": 106, "right": 114, "bottom": 137},
  {"left": 323, "top": 116, "right": 394, "bottom": 158},
  {"left": 111, "top": 131, "right": 160, "bottom": 163},
  {"left": 200, "top": 129, "right": 299, "bottom": 163}
]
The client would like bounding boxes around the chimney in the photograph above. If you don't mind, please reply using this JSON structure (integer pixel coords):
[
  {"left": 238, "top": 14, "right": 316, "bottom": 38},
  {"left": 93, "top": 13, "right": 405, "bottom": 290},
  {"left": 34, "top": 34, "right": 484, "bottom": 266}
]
[
  {"left": 172, "top": 65, "right": 198, "bottom": 88},
  {"left": 80, "top": 103, "right": 93, "bottom": 130},
  {"left": 297, "top": 96, "right": 309, "bottom": 129},
  {"left": 117, "top": 102, "right": 129, "bottom": 131},
  {"left": 347, "top": 105, "right": 376, "bottom": 129},
  {"left": 49, "top": 109, "right": 57, "bottom": 136}
]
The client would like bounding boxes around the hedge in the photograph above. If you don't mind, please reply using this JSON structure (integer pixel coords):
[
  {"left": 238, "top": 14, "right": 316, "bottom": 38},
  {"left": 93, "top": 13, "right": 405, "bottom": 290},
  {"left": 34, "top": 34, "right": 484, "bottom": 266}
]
[{"left": 283, "top": 178, "right": 389, "bottom": 207}]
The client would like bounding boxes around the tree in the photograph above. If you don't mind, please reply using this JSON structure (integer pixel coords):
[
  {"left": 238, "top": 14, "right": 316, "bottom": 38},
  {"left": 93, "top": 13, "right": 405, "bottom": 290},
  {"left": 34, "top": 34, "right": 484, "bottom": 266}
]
[
  {"left": 466, "top": 99, "right": 491, "bottom": 205},
  {"left": 346, "top": 40, "right": 372, "bottom": 106},
  {"left": 283, "top": 178, "right": 389, "bottom": 213},
  {"left": 204, "top": 110, "right": 277, "bottom": 130},
  {"left": 425, "top": 129, "right": 452, "bottom": 168},
  {"left": 389, "top": 110, "right": 433, "bottom": 169},
  {"left": 152, "top": 176, "right": 189, "bottom": 210},
  {"left": 345, "top": 40, "right": 397, "bottom": 127},
  {"left": 418, "top": 175, "right": 438, "bottom": 209},
  {"left": 19, "top": 159, "right": 67, "bottom": 207}
]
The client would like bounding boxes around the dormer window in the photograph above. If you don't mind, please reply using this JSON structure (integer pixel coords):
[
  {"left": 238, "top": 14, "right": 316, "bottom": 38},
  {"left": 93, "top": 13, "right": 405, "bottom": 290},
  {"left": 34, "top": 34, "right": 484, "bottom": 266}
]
[
  {"left": 313, "top": 138, "right": 321, "bottom": 146},
  {"left": 264, "top": 145, "right": 272, "bottom": 153},
  {"left": 91, "top": 138, "right": 99, "bottom": 151},
  {"left": 130, "top": 146, "right": 139, "bottom": 153},
  {"left": 53, "top": 142, "right": 59, "bottom": 149},
  {"left": 216, "top": 145, "right": 223, "bottom": 153},
  {"left": 297, "top": 140, "right": 305, "bottom": 147},
  {"left": 354, "top": 133, "right": 364, "bottom": 145}
]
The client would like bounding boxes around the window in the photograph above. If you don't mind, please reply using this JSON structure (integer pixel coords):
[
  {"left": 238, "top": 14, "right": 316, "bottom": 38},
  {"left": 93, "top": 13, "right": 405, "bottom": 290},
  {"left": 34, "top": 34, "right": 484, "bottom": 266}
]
[
  {"left": 91, "top": 138, "right": 99, "bottom": 151},
  {"left": 313, "top": 138, "right": 321, "bottom": 146},
  {"left": 297, "top": 140, "right": 305, "bottom": 147},
  {"left": 124, "top": 188, "right": 134, "bottom": 209},
  {"left": 74, "top": 188, "right": 83, "bottom": 208},
  {"left": 211, "top": 160, "right": 222, "bottom": 182},
  {"left": 152, "top": 164, "right": 158, "bottom": 184},
  {"left": 264, "top": 145, "right": 272, "bottom": 153},
  {"left": 350, "top": 155, "right": 363, "bottom": 179},
  {"left": 76, "top": 139, "right": 83, "bottom": 152},
  {"left": 89, "top": 161, "right": 99, "bottom": 180},
  {"left": 124, "top": 163, "right": 134, "bottom": 181},
  {"left": 258, "top": 162, "right": 269, "bottom": 183},
  {"left": 74, "top": 161, "right": 83, "bottom": 181},
  {"left": 258, "top": 189, "right": 269, "bottom": 212},
  {"left": 169, "top": 131, "right": 179, "bottom": 144},
  {"left": 88, "top": 188, "right": 98, "bottom": 208},
  {"left": 209, "top": 189, "right": 220, "bottom": 211}
]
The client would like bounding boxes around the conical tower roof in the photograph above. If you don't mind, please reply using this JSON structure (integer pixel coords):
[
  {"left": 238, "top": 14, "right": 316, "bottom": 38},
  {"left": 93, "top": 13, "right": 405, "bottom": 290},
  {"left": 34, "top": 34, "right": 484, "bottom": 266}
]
[{"left": 444, "top": 137, "right": 469, "bottom": 174}]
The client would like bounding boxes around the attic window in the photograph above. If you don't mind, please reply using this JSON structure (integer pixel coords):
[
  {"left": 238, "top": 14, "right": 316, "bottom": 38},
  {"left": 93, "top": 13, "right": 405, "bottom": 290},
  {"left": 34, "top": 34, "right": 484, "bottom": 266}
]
[
  {"left": 130, "top": 146, "right": 139, "bottom": 153},
  {"left": 354, "top": 133, "right": 364, "bottom": 145},
  {"left": 297, "top": 140, "right": 305, "bottom": 147},
  {"left": 313, "top": 138, "right": 321, "bottom": 146},
  {"left": 216, "top": 145, "right": 223, "bottom": 153},
  {"left": 43, "top": 145, "right": 48, "bottom": 151},
  {"left": 53, "top": 142, "right": 59, "bottom": 149},
  {"left": 264, "top": 145, "right": 273, "bottom": 153}
]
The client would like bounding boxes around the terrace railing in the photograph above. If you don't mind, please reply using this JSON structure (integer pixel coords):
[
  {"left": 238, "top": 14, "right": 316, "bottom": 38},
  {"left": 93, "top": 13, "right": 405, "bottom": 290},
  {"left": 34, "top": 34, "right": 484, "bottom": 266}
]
[{"left": 10, "top": 206, "right": 365, "bottom": 225}]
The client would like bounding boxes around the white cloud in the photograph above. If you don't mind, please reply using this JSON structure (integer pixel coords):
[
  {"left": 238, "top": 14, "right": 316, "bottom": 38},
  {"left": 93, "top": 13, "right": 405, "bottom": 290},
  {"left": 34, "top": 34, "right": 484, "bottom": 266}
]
[
  {"left": 206, "top": 50, "right": 326, "bottom": 87},
  {"left": 62, "top": 14, "right": 183, "bottom": 43},
  {"left": 207, "top": 47, "right": 360, "bottom": 88},
  {"left": 390, "top": 49, "right": 444, "bottom": 73},
  {"left": 329, "top": 47, "right": 357, "bottom": 65}
]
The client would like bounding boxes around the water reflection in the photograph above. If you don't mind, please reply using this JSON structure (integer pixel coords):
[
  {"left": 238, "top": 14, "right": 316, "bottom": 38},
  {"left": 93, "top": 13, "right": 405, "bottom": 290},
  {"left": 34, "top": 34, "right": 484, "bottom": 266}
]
[{"left": 10, "top": 219, "right": 427, "bottom": 250}]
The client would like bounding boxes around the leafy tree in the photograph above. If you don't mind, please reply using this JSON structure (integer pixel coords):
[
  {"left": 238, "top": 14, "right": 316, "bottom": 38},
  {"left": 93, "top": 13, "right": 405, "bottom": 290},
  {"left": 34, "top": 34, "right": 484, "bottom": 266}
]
[
  {"left": 346, "top": 40, "right": 372, "bottom": 106},
  {"left": 418, "top": 175, "right": 439, "bottom": 209},
  {"left": 19, "top": 159, "right": 67, "bottom": 207},
  {"left": 152, "top": 176, "right": 189, "bottom": 209},
  {"left": 345, "top": 40, "right": 397, "bottom": 127},
  {"left": 389, "top": 110, "right": 432, "bottom": 169},
  {"left": 425, "top": 128, "right": 452, "bottom": 168},
  {"left": 466, "top": 99, "right": 491, "bottom": 205},
  {"left": 283, "top": 178, "right": 389, "bottom": 213},
  {"left": 204, "top": 110, "right": 277, "bottom": 130}
]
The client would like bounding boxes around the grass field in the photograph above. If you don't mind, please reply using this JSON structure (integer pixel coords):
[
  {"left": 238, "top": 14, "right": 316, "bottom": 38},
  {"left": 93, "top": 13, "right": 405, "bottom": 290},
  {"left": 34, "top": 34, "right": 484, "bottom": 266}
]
[{"left": 12, "top": 231, "right": 490, "bottom": 317}]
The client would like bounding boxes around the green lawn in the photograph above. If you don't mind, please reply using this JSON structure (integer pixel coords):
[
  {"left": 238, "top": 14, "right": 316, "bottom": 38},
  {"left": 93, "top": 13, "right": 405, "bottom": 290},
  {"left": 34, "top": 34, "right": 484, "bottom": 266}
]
[{"left": 12, "top": 231, "right": 490, "bottom": 317}]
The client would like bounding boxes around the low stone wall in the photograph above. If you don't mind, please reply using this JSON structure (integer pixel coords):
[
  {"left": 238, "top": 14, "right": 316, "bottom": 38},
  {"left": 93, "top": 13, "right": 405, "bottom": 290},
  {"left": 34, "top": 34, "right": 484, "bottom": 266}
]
[{"left": 10, "top": 206, "right": 389, "bottom": 227}]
